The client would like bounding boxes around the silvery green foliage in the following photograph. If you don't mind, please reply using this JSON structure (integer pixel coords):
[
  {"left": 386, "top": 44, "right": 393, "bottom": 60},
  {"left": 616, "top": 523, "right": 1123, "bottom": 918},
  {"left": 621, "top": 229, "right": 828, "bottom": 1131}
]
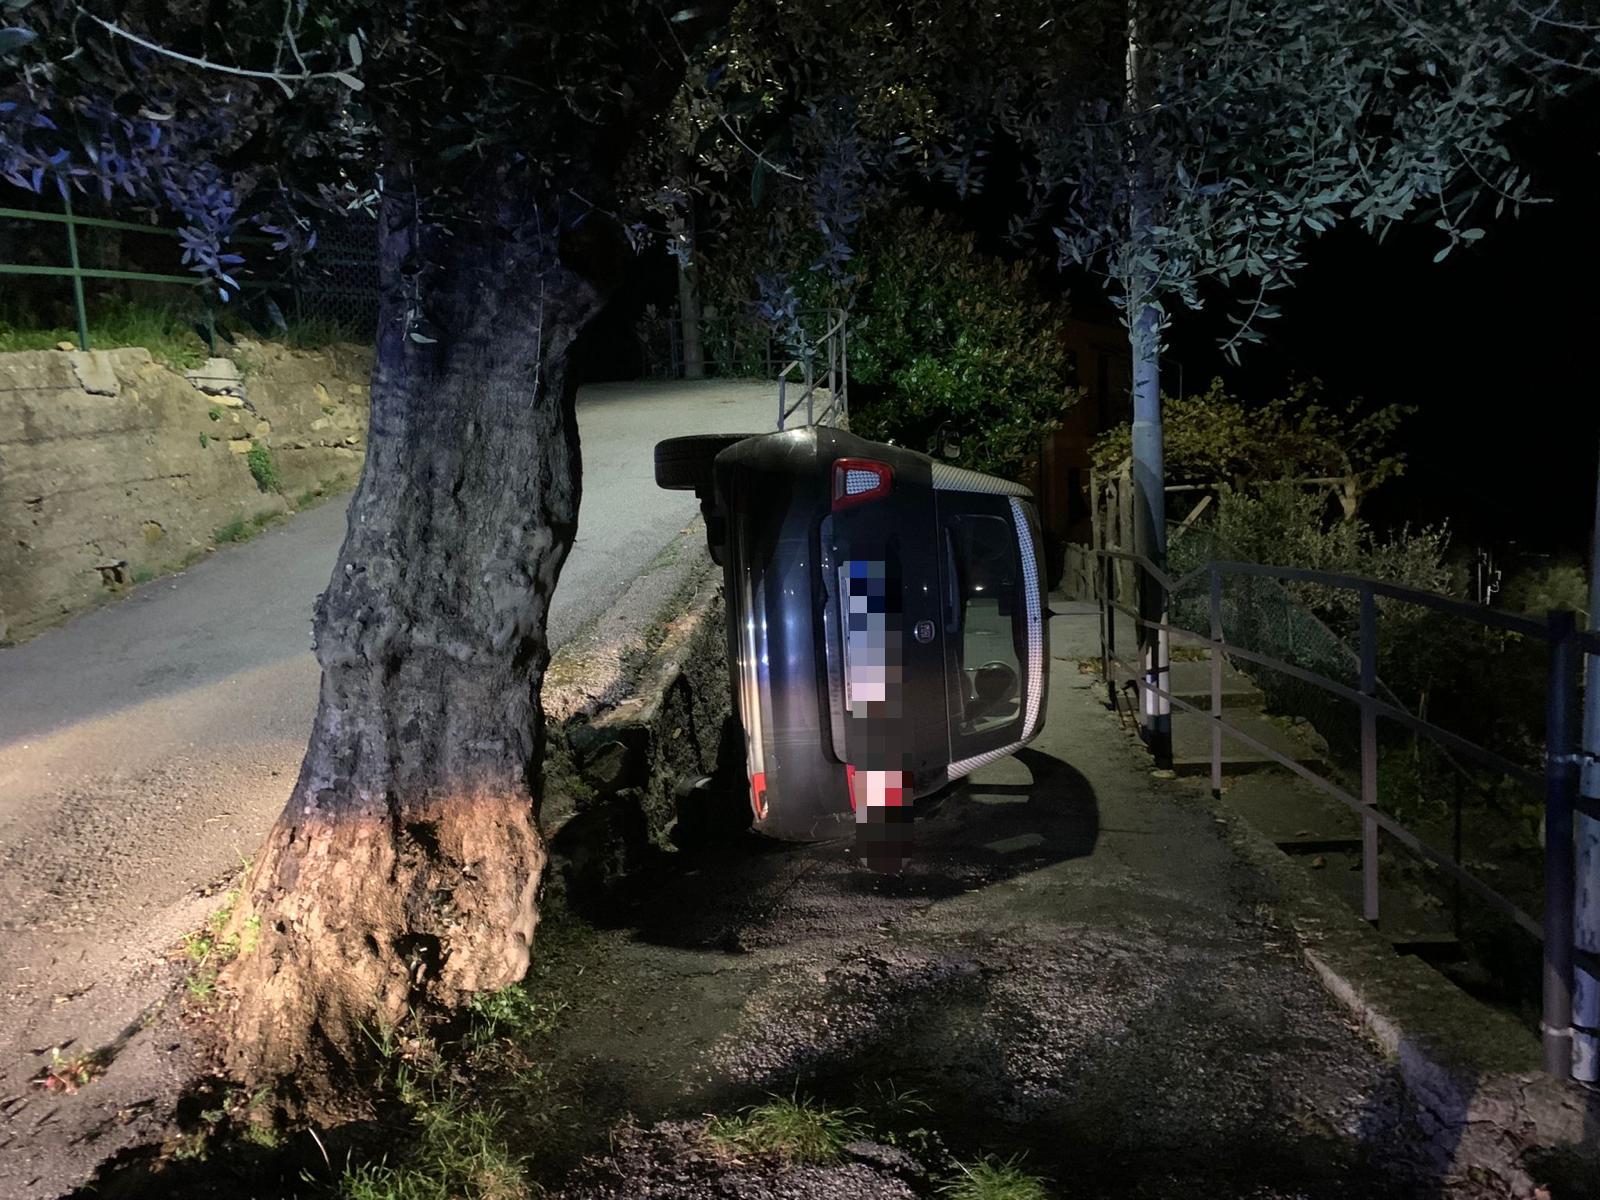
[
  {"left": 0, "top": 0, "right": 729, "bottom": 311},
  {"left": 660, "top": 0, "right": 1086, "bottom": 333},
  {"left": 1008, "top": 0, "right": 1594, "bottom": 360}
]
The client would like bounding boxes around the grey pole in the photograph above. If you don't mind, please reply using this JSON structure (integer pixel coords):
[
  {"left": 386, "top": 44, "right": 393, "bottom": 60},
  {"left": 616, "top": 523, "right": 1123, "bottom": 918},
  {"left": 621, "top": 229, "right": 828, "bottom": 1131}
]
[
  {"left": 61, "top": 188, "right": 90, "bottom": 351},
  {"left": 1573, "top": 438, "right": 1600, "bottom": 1082},
  {"left": 1545, "top": 609, "right": 1580, "bottom": 1079},
  {"left": 1358, "top": 585, "right": 1380, "bottom": 924}
]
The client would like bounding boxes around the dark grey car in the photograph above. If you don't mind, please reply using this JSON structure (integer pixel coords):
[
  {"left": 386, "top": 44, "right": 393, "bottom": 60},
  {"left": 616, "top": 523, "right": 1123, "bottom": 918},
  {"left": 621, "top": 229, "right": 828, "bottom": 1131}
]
[{"left": 656, "top": 426, "right": 1048, "bottom": 871}]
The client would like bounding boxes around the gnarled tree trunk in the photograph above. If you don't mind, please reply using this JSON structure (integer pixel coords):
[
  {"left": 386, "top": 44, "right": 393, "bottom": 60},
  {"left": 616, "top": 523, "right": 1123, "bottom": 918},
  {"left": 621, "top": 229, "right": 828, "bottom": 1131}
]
[{"left": 218, "top": 176, "right": 607, "bottom": 1104}]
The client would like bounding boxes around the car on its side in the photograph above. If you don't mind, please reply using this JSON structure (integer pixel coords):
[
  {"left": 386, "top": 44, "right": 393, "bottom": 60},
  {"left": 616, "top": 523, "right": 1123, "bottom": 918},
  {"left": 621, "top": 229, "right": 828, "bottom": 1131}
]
[{"left": 656, "top": 426, "right": 1048, "bottom": 871}]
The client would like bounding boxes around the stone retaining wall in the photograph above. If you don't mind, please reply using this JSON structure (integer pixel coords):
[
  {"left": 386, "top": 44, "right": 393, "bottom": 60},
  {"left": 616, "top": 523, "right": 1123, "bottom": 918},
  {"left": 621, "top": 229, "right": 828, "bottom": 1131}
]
[
  {"left": 539, "top": 542, "right": 743, "bottom": 908},
  {"left": 0, "top": 339, "right": 371, "bottom": 643}
]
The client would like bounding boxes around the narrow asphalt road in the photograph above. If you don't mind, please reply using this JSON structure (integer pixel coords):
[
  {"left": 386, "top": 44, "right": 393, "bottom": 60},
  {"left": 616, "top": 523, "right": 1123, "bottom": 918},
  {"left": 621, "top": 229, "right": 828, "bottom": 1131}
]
[{"left": 0, "top": 379, "right": 774, "bottom": 1191}]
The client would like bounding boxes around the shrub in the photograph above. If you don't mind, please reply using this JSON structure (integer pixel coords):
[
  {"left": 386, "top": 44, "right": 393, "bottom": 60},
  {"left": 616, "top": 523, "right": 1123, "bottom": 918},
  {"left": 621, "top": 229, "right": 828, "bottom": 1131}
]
[
  {"left": 845, "top": 211, "right": 1078, "bottom": 480},
  {"left": 701, "top": 208, "right": 1078, "bottom": 481},
  {"left": 246, "top": 440, "right": 280, "bottom": 492},
  {"left": 1094, "top": 377, "right": 1410, "bottom": 520}
]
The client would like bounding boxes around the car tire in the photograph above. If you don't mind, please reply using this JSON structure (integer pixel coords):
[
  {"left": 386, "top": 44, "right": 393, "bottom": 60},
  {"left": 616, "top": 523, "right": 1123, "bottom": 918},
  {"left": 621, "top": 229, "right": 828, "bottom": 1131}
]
[{"left": 654, "top": 434, "right": 758, "bottom": 492}]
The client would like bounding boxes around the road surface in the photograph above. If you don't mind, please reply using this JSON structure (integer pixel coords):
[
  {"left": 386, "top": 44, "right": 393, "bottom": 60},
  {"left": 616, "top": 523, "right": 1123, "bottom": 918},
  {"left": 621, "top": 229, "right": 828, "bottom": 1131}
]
[{"left": 0, "top": 379, "right": 772, "bottom": 1192}]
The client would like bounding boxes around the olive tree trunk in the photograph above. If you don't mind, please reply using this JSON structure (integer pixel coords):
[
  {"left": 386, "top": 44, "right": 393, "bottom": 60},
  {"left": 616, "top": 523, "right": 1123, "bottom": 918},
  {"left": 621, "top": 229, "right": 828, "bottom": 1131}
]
[{"left": 219, "top": 178, "right": 605, "bottom": 1104}]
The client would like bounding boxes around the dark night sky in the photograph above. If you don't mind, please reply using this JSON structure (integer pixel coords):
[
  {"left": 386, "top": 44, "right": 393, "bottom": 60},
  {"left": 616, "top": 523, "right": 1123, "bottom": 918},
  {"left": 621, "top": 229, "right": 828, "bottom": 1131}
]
[{"left": 1161, "top": 87, "right": 1600, "bottom": 557}]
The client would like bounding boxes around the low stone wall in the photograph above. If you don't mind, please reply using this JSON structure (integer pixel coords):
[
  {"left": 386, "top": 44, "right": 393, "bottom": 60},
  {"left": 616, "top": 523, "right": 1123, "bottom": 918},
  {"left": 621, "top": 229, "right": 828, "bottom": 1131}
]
[
  {"left": 539, "top": 537, "right": 743, "bottom": 908},
  {"left": 0, "top": 339, "right": 371, "bottom": 643}
]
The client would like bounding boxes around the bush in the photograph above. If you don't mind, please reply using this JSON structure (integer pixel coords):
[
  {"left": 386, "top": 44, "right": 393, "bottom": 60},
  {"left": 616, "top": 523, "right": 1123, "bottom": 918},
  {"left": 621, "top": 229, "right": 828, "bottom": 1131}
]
[
  {"left": 1094, "top": 377, "right": 1410, "bottom": 520},
  {"left": 246, "top": 440, "right": 280, "bottom": 493},
  {"left": 844, "top": 212, "right": 1078, "bottom": 480},
  {"left": 700, "top": 208, "right": 1078, "bottom": 481}
]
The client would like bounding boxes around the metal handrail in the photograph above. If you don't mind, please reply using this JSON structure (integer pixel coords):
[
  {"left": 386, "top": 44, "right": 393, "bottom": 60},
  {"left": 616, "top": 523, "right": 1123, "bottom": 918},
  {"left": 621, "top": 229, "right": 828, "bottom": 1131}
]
[
  {"left": 1099, "top": 547, "right": 1558, "bottom": 640},
  {"left": 776, "top": 308, "right": 848, "bottom": 431},
  {"left": 1093, "top": 545, "right": 1588, "bottom": 1079}
]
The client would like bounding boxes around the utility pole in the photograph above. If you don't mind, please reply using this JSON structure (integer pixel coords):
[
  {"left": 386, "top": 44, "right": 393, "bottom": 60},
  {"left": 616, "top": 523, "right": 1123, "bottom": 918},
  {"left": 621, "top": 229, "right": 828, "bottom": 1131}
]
[
  {"left": 1124, "top": 0, "right": 1171, "bottom": 766},
  {"left": 1573, "top": 435, "right": 1600, "bottom": 1082}
]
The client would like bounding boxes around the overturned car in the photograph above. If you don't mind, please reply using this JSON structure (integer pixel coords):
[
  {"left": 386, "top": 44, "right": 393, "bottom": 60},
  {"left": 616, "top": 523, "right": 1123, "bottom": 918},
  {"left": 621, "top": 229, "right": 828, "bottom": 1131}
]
[{"left": 655, "top": 427, "right": 1048, "bottom": 872}]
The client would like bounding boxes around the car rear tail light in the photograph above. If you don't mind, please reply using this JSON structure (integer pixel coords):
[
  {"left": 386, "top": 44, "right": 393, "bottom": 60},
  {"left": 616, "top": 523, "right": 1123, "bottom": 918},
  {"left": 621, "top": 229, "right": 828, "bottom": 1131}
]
[
  {"left": 750, "top": 772, "right": 768, "bottom": 820},
  {"left": 832, "top": 458, "right": 893, "bottom": 510}
]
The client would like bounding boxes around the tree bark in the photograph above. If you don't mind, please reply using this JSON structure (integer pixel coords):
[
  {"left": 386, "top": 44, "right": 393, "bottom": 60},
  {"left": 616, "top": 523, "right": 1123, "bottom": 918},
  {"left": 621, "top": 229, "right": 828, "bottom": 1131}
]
[
  {"left": 675, "top": 207, "right": 706, "bottom": 380},
  {"left": 218, "top": 175, "right": 606, "bottom": 1106}
]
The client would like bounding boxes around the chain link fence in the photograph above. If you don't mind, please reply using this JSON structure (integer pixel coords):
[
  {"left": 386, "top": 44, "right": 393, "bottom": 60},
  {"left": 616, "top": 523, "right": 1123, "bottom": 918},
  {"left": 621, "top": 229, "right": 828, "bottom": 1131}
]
[{"left": 275, "top": 214, "right": 379, "bottom": 336}]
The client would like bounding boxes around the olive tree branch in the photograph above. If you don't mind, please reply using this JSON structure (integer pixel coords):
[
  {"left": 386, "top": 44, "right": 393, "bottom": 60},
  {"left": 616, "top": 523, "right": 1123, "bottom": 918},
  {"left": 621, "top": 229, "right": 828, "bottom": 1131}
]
[{"left": 75, "top": 7, "right": 358, "bottom": 95}]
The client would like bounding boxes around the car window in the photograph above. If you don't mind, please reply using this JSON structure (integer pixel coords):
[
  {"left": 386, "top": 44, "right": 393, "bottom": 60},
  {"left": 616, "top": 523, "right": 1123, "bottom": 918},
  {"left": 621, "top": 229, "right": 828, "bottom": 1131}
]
[{"left": 946, "top": 514, "right": 1021, "bottom": 737}]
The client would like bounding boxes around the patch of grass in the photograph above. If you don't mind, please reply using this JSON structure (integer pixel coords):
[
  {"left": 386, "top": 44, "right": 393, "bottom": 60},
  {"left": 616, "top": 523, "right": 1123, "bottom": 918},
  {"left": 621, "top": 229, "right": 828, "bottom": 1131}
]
[
  {"left": 337, "top": 1096, "right": 531, "bottom": 1200},
  {"left": 246, "top": 440, "right": 281, "bottom": 492},
  {"left": 339, "top": 1026, "right": 532, "bottom": 1200},
  {"left": 939, "top": 1154, "right": 1051, "bottom": 1200},
  {"left": 0, "top": 296, "right": 208, "bottom": 369},
  {"left": 198, "top": 432, "right": 210, "bottom": 449},
  {"left": 703, "top": 1093, "right": 864, "bottom": 1165},
  {"left": 213, "top": 509, "right": 281, "bottom": 546},
  {"left": 132, "top": 566, "right": 157, "bottom": 585},
  {"left": 467, "top": 985, "right": 569, "bottom": 1047}
]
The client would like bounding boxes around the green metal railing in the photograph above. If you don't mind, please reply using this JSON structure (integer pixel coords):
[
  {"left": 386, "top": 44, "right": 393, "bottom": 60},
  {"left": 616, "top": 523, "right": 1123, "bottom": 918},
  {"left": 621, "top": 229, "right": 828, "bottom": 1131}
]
[
  {"left": 0, "top": 192, "right": 282, "bottom": 350},
  {"left": 2, "top": 196, "right": 203, "bottom": 349}
]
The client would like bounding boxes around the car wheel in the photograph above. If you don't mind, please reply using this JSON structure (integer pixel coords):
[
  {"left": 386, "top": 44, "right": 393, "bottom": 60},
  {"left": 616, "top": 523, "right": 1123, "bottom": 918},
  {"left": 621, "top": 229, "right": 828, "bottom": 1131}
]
[{"left": 654, "top": 434, "right": 759, "bottom": 492}]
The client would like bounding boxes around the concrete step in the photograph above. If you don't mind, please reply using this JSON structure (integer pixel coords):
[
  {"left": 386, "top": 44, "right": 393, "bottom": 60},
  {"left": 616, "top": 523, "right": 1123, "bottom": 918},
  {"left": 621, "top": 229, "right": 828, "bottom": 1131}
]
[
  {"left": 1170, "top": 707, "right": 1325, "bottom": 778},
  {"left": 1166, "top": 658, "right": 1265, "bottom": 711}
]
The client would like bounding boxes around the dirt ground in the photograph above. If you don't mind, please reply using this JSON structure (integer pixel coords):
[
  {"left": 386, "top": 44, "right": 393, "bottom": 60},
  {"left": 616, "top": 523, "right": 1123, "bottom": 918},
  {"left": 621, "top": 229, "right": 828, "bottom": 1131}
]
[{"left": 65, "top": 604, "right": 1518, "bottom": 1200}]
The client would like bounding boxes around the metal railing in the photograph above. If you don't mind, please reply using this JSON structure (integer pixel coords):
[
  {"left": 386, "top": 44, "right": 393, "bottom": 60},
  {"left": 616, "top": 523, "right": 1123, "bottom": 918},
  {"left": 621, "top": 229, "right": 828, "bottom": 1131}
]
[
  {"left": 0, "top": 195, "right": 217, "bottom": 349},
  {"left": 1095, "top": 547, "right": 1598, "bottom": 1080},
  {"left": 638, "top": 312, "right": 781, "bottom": 380},
  {"left": 0, "top": 192, "right": 378, "bottom": 344},
  {"left": 777, "top": 307, "right": 848, "bottom": 430}
]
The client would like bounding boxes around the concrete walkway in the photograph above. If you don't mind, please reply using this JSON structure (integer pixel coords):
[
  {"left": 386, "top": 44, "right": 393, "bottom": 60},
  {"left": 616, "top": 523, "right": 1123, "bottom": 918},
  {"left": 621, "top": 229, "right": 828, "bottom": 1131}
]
[{"left": 484, "top": 602, "right": 1490, "bottom": 1198}]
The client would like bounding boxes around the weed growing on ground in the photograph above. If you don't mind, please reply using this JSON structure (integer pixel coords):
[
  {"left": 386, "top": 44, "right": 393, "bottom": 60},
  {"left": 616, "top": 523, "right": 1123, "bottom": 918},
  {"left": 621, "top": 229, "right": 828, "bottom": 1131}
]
[
  {"left": 466, "top": 985, "right": 569, "bottom": 1048},
  {"left": 180, "top": 889, "right": 256, "bottom": 1004},
  {"left": 32, "top": 1046, "right": 108, "bottom": 1094},
  {"left": 247, "top": 440, "right": 281, "bottom": 492},
  {"left": 703, "top": 1093, "right": 864, "bottom": 1165},
  {"left": 213, "top": 510, "right": 281, "bottom": 546},
  {"left": 939, "top": 1154, "right": 1051, "bottom": 1200}
]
